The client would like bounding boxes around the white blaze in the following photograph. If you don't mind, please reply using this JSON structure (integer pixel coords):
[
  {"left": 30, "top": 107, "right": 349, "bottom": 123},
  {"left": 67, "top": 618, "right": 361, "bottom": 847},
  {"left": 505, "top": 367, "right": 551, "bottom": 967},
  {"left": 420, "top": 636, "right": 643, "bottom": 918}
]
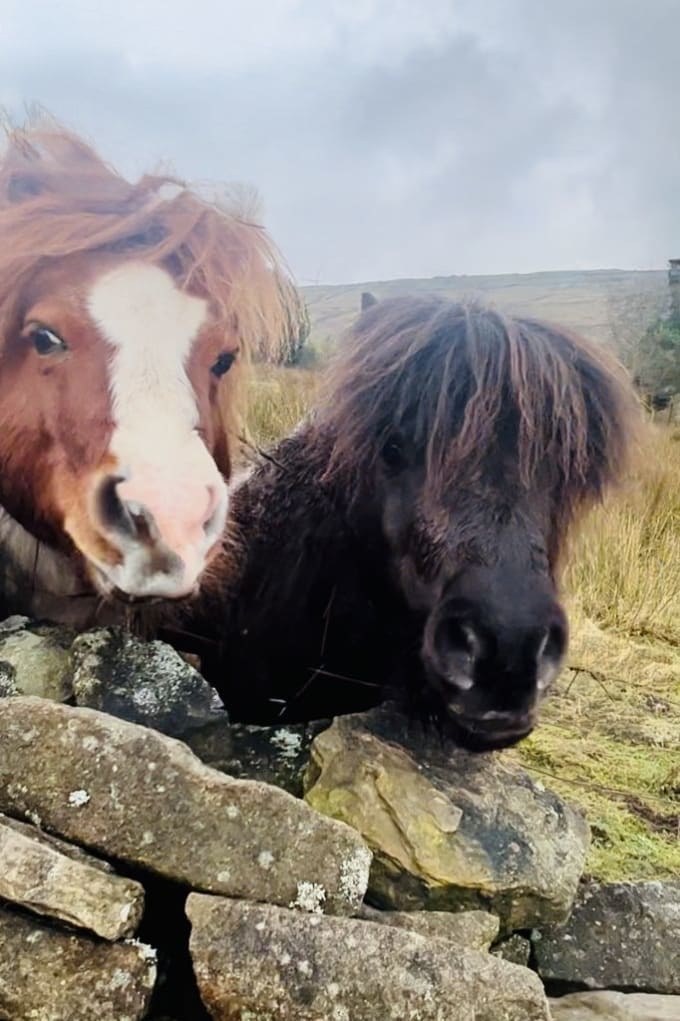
[
  {"left": 87, "top": 262, "right": 228, "bottom": 597},
  {"left": 88, "top": 262, "right": 206, "bottom": 467}
]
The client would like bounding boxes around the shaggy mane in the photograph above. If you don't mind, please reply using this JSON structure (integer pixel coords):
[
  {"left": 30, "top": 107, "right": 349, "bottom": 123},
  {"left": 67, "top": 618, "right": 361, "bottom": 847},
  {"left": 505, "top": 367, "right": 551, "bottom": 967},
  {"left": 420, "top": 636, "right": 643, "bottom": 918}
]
[
  {"left": 0, "top": 115, "right": 303, "bottom": 442},
  {"left": 321, "top": 296, "right": 640, "bottom": 519}
]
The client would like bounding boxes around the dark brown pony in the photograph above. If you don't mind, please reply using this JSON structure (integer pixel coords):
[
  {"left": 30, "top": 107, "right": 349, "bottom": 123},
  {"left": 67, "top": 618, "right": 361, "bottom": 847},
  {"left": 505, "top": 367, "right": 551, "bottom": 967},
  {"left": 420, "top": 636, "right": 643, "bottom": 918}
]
[
  {"left": 0, "top": 119, "right": 300, "bottom": 624},
  {"left": 197, "top": 295, "right": 640, "bottom": 750}
]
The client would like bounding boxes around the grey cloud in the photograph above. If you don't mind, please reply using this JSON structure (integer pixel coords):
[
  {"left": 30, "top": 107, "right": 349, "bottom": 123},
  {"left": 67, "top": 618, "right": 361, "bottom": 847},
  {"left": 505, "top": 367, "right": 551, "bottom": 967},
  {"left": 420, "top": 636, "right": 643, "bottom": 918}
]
[{"left": 2, "top": 0, "right": 679, "bottom": 282}]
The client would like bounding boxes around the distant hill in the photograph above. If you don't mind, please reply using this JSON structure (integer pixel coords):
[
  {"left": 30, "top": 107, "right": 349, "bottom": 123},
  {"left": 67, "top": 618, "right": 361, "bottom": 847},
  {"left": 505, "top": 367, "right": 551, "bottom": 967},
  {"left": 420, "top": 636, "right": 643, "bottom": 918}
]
[{"left": 301, "top": 268, "right": 668, "bottom": 355}]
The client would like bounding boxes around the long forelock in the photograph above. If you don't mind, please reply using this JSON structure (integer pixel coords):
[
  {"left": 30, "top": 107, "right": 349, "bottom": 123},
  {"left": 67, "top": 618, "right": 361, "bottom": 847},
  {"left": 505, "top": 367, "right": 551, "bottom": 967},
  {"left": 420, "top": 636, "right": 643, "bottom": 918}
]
[
  {"left": 0, "top": 119, "right": 303, "bottom": 450},
  {"left": 320, "top": 296, "right": 640, "bottom": 524}
]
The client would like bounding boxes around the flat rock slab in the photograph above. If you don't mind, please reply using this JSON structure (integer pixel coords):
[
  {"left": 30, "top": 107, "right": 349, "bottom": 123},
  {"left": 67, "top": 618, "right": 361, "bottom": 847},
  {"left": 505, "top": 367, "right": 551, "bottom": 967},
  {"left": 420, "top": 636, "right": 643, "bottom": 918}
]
[
  {"left": 187, "top": 894, "right": 550, "bottom": 1021},
  {"left": 0, "top": 697, "right": 370, "bottom": 914},
  {"left": 304, "top": 704, "right": 589, "bottom": 930},
  {"left": 533, "top": 880, "right": 680, "bottom": 993},
  {"left": 71, "top": 628, "right": 225, "bottom": 737},
  {"left": 0, "top": 814, "right": 144, "bottom": 940},
  {"left": 358, "top": 904, "right": 500, "bottom": 950},
  {"left": 549, "top": 991, "right": 680, "bottom": 1020},
  {"left": 0, "top": 905, "right": 156, "bottom": 1021}
]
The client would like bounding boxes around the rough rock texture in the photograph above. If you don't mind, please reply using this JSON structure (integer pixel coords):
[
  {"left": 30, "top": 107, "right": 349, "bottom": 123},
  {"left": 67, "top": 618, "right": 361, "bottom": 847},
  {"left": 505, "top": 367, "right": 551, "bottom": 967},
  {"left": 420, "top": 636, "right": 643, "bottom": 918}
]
[
  {"left": 533, "top": 880, "right": 680, "bottom": 993},
  {"left": 304, "top": 705, "right": 589, "bottom": 930},
  {"left": 187, "top": 894, "right": 550, "bottom": 1021},
  {"left": 0, "top": 905, "right": 156, "bottom": 1021},
  {"left": 71, "top": 628, "right": 224, "bottom": 737},
  {"left": 358, "top": 904, "right": 499, "bottom": 950},
  {"left": 493, "top": 933, "right": 532, "bottom": 967},
  {"left": 185, "top": 717, "right": 326, "bottom": 795},
  {"left": 0, "top": 697, "right": 371, "bottom": 914},
  {"left": 0, "top": 616, "right": 73, "bottom": 701},
  {"left": 0, "top": 814, "right": 144, "bottom": 940},
  {"left": 549, "top": 991, "right": 680, "bottom": 1020},
  {"left": 0, "top": 812, "right": 116, "bottom": 870}
]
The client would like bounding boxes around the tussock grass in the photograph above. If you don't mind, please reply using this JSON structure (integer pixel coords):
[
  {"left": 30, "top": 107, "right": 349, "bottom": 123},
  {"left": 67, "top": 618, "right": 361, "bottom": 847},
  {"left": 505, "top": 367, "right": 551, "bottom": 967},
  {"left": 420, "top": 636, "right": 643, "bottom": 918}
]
[
  {"left": 245, "top": 365, "right": 318, "bottom": 449},
  {"left": 565, "top": 425, "right": 680, "bottom": 644}
]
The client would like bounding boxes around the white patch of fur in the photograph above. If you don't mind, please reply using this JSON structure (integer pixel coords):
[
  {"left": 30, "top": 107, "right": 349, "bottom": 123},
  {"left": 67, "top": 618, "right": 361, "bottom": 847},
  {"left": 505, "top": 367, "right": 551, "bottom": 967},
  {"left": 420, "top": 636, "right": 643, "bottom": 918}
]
[
  {"left": 88, "top": 262, "right": 206, "bottom": 466},
  {"left": 87, "top": 263, "right": 228, "bottom": 597}
]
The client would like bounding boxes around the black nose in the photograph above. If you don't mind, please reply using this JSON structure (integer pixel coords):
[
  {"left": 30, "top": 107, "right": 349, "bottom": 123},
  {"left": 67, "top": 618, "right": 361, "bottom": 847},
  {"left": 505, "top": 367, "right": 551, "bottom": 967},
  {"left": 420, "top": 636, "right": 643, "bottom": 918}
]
[{"left": 423, "top": 597, "right": 568, "bottom": 719}]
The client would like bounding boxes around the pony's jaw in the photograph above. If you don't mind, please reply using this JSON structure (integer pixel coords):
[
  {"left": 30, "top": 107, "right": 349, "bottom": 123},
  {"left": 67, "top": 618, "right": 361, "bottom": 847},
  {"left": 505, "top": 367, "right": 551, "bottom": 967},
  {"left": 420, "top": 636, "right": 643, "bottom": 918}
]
[{"left": 442, "top": 710, "right": 537, "bottom": 752}]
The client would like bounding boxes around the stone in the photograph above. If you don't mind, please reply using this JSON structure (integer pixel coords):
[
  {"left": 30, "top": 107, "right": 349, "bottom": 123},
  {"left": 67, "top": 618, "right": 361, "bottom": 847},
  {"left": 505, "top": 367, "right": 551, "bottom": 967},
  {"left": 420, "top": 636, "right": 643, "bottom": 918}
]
[
  {"left": 0, "top": 814, "right": 144, "bottom": 940},
  {"left": 549, "top": 991, "right": 680, "bottom": 1020},
  {"left": 187, "top": 894, "right": 550, "bottom": 1021},
  {"left": 0, "top": 616, "right": 73, "bottom": 701},
  {"left": 0, "top": 813, "right": 115, "bottom": 870},
  {"left": 304, "top": 704, "right": 590, "bottom": 930},
  {"left": 71, "top": 628, "right": 225, "bottom": 737},
  {"left": 533, "top": 880, "right": 680, "bottom": 994},
  {"left": 0, "top": 904, "right": 156, "bottom": 1021},
  {"left": 0, "top": 697, "right": 371, "bottom": 915},
  {"left": 0, "top": 660, "right": 17, "bottom": 695},
  {"left": 492, "top": 933, "right": 532, "bottom": 967},
  {"left": 185, "top": 717, "right": 328, "bottom": 795},
  {"left": 358, "top": 904, "right": 499, "bottom": 950}
]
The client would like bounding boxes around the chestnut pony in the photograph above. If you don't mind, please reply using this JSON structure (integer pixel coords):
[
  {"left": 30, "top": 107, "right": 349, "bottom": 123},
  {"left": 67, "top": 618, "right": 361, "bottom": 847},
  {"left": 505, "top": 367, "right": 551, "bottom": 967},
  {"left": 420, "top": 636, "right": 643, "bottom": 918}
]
[
  {"left": 196, "top": 295, "right": 639, "bottom": 750},
  {"left": 0, "top": 123, "right": 298, "bottom": 624}
]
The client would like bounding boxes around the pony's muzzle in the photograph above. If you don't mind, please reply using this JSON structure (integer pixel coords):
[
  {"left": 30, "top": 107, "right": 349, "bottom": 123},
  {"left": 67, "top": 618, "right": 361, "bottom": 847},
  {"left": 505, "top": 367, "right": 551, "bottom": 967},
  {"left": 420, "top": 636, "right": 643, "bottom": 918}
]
[
  {"left": 422, "top": 598, "right": 567, "bottom": 749},
  {"left": 90, "top": 470, "right": 227, "bottom": 599}
]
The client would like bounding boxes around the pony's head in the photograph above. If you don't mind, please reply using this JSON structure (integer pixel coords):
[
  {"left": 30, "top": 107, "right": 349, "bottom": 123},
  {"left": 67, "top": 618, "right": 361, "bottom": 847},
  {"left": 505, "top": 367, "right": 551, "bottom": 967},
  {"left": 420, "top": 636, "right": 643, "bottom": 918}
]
[
  {"left": 321, "top": 296, "right": 639, "bottom": 750},
  {"left": 0, "top": 122, "right": 299, "bottom": 601}
]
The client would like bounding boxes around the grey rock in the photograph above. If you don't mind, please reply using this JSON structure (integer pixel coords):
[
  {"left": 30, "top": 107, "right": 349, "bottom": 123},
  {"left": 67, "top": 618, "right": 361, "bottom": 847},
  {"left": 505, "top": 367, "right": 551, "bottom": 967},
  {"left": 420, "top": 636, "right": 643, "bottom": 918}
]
[
  {"left": 0, "top": 659, "right": 18, "bottom": 695},
  {"left": 185, "top": 717, "right": 327, "bottom": 795},
  {"left": 187, "top": 894, "right": 550, "bottom": 1021},
  {"left": 0, "top": 617, "right": 73, "bottom": 701},
  {"left": 304, "top": 704, "right": 590, "bottom": 930},
  {"left": 0, "top": 904, "right": 156, "bottom": 1021},
  {"left": 533, "top": 880, "right": 680, "bottom": 993},
  {"left": 0, "top": 814, "right": 144, "bottom": 940},
  {"left": 549, "top": 991, "right": 680, "bottom": 1020},
  {"left": 71, "top": 628, "right": 224, "bottom": 737},
  {"left": 358, "top": 904, "right": 500, "bottom": 950},
  {"left": 0, "top": 814, "right": 114, "bottom": 871},
  {"left": 0, "top": 696, "right": 371, "bottom": 915},
  {"left": 492, "top": 933, "right": 532, "bottom": 967}
]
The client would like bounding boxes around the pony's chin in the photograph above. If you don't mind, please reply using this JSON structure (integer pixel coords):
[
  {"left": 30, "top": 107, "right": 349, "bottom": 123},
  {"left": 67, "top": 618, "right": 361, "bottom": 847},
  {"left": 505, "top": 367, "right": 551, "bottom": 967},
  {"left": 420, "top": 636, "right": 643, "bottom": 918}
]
[{"left": 443, "top": 712, "right": 535, "bottom": 752}]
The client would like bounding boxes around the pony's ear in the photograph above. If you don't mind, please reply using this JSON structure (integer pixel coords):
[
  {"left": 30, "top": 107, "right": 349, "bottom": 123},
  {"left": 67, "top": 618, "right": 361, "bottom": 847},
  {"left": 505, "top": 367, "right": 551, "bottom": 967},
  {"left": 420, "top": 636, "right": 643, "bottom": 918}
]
[{"left": 361, "top": 291, "right": 378, "bottom": 312}]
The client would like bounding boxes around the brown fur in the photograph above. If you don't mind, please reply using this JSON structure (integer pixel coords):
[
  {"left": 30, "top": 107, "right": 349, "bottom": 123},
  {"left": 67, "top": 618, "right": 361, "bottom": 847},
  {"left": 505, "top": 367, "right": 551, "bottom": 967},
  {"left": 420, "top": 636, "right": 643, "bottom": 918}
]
[
  {"left": 320, "top": 296, "right": 640, "bottom": 563},
  {"left": 0, "top": 117, "right": 301, "bottom": 611}
]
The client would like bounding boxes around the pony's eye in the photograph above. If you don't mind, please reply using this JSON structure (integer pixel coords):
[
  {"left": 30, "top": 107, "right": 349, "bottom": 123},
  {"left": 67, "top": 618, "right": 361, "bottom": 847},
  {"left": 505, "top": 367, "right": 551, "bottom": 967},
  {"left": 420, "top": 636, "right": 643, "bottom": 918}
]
[
  {"left": 381, "top": 438, "right": 406, "bottom": 472},
  {"left": 30, "top": 327, "right": 67, "bottom": 356},
  {"left": 211, "top": 351, "right": 237, "bottom": 378}
]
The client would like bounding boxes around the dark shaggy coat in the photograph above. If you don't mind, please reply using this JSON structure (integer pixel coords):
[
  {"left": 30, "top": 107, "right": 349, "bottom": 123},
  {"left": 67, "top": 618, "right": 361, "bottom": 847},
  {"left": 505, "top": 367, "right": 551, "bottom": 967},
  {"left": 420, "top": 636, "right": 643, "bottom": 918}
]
[{"left": 189, "top": 295, "right": 639, "bottom": 730}]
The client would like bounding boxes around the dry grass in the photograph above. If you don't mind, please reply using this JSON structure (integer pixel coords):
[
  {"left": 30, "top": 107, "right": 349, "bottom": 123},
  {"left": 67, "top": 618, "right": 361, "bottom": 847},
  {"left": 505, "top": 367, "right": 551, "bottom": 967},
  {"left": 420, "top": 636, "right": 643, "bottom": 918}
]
[
  {"left": 245, "top": 367, "right": 680, "bottom": 880},
  {"left": 245, "top": 365, "right": 319, "bottom": 449},
  {"left": 565, "top": 424, "right": 680, "bottom": 644}
]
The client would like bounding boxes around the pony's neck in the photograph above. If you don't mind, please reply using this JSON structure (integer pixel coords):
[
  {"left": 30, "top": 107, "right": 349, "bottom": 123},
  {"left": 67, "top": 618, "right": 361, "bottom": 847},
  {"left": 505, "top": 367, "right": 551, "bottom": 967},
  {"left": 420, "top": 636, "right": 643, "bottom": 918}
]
[{"left": 0, "top": 503, "right": 110, "bottom": 627}]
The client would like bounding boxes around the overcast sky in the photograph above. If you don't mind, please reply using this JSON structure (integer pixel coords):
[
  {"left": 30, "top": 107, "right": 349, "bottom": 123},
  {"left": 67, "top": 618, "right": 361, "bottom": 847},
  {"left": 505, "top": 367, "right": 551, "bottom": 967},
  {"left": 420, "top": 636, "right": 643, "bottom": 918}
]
[{"left": 1, "top": 0, "right": 679, "bottom": 283}]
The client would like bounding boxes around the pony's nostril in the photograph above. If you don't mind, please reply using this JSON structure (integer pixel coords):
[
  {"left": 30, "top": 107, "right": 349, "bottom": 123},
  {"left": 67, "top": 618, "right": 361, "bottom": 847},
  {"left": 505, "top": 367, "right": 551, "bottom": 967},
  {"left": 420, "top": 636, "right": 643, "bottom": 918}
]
[
  {"left": 97, "top": 475, "right": 135, "bottom": 537},
  {"left": 540, "top": 621, "right": 567, "bottom": 662},
  {"left": 96, "top": 476, "right": 159, "bottom": 543},
  {"left": 431, "top": 616, "right": 480, "bottom": 692}
]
